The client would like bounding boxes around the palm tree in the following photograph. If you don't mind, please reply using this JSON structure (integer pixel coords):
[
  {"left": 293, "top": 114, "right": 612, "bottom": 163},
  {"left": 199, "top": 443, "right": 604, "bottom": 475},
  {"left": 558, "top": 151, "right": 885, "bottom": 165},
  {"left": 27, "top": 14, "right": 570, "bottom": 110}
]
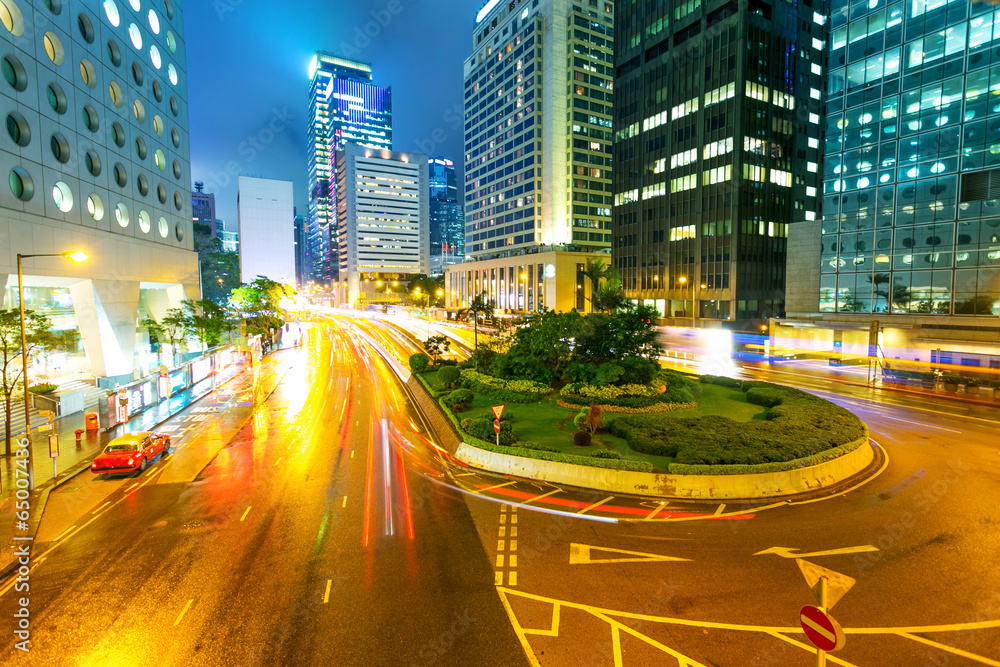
[
  {"left": 594, "top": 270, "right": 628, "bottom": 313},
  {"left": 582, "top": 258, "right": 610, "bottom": 313},
  {"left": 458, "top": 292, "right": 495, "bottom": 349}
]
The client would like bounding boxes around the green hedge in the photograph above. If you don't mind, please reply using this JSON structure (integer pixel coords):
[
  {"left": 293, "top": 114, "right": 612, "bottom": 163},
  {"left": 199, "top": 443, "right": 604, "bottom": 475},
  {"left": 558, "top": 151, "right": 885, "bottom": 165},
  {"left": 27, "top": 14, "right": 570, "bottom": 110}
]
[
  {"left": 667, "top": 425, "right": 869, "bottom": 475},
  {"left": 459, "top": 369, "right": 550, "bottom": 403},
  {"left": 436, "top": 396, "right": 654, "bottom": 473},
  {"left": 610, "top": 380, "right": 865, "bottom": 468},
  {"left": 414, "top": 372, "right": 446, "bottom": 398}
]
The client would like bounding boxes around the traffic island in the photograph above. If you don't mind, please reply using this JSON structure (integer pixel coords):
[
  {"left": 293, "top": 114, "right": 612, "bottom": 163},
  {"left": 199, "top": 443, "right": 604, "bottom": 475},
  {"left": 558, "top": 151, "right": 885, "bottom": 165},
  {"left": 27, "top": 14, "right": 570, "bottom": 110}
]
[{"left": 415, "top": 368, "right": 877, "bottom": 500}]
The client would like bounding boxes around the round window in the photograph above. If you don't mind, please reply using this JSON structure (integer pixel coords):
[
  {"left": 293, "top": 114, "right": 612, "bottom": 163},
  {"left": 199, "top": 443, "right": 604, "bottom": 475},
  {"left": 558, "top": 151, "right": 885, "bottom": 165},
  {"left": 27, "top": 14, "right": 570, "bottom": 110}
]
[
  {"left": 133, "top": 99, "right": 145, "bottom": 123},
  {"left": 113, "top": 162, "right": 127, "bottom": 187},
  {"left": 175, "top": 222, "right": 184, "bottom": 241},
  {"left": 172, "top": 159, "right": 181, "bottom": 180},
  {"left": 9, "top": 167, "right": 33, "bottom": 201},
  {"left": 149, "top": 44, "right": 161, "bottom": 69},
  {"left": 169, "top": 96, "right": 178, "bottom": 116},
  {"left": 165, "top": 30, "right": 176, "bottom": 53},
  {"left": 128, "top": 23, "right": 142, "bottom": 50},
  {"left": 85, "top": 149, "right": 101, "bottom": 176},
  {"left": 171, "top": 128, "right": 180, "bottom": 148},
  {"left": 2, "top": 0, "right": 25, "bottom": 37},
  {"left": 152, "top": 79, "right": 162, "bottom": 102},
  {"left": 107, "top": 39, "right": 121, "bottom": 66},
  {"left": 43, "top": 31, "right": 65, "bottom": 65},
  {"left": 158, "top": 216, "right": 168, "bottom": 238},
  {"left": 50, "top": 132, "right": 71, "bottom": 163},
  {"left": 135, "top": 137, "right": 147, "bottom": 160},
  {"left": 115, "top": 202, "right": 129, "bottom": 227},
  {"left": 138, "top": 209, "right": 151, "bottom": 233},
  {"left": 112, "top": 122, "right": 126, "bottom": 147},
  {"left": 167, "top": 63, "right": 177, "bottom": 85},
  {"left": 3, "top": 54, "right": 28, "bottom": 91},
  {"left": 47, "top": 82, "right": 68, "bottom": 113},
  {"left": 153, "top": 114, "right": 164, "bottom": 137},
  {"left": 5, "top": 111, "right": 30, "bottom": 147},
  {"left": 137, "top": 174, "right": 149, "bottom": 196},
  {"left": 79, "top": 58, "right": 97, "bottom": 88},
  {"left": 52, "top": 181, "right": 73, "bottom": 212},
  {"left": 82, "top": 104, "right": 100, "bottom": 132},
  {"left": 108, "top": 81, "right": 124, "bottom": 107},
  {"left": 87, "top": 193, "right": 104, "bottom": 220},
  {"left": 103, "top": 0, "right": 120, "bottom": 26},
  {"left": 147, "top": 8, "right": 159, "bottom": 33},
  {"left": 157, "top": 183, "right": 166, "bottom": 204},
  {"left": 78, "top": 13, "right": 95, "bottom": 42},
  {"left": 154, "top": 149, "right": 166, "bottom": 170}
]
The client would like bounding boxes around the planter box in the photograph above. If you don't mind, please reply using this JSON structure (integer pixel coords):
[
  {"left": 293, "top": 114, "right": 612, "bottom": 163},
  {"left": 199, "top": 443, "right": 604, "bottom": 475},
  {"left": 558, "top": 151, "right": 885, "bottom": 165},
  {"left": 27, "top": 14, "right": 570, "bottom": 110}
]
[
  {"left": 965, "top": 385, "right": 981, "bottom": 395},
  {"left": 944, "top": 383, "right": 958, "bottom": 392}
]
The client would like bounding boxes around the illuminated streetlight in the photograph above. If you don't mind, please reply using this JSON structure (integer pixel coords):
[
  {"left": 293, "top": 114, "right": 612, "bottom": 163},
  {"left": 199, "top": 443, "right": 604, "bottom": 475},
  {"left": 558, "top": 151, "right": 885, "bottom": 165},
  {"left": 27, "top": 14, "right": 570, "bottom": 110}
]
[{"left": 17, "top": 249, "right": 88, "bottom": 490}]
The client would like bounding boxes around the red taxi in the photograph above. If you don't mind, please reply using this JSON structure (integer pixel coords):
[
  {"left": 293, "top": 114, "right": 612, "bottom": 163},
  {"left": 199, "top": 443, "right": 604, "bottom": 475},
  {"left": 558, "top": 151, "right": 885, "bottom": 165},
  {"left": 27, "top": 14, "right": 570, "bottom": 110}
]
[{"left": 91, "top": 432, "right": 170, "bottom": 474}]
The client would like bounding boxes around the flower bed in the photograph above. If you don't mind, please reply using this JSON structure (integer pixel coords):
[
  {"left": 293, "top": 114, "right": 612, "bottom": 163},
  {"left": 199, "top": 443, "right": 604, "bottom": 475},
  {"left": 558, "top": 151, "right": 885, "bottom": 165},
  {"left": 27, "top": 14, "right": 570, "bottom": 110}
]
[
  {"left": 459, "top": 369, "right": 550, "bottom": 403},
  {"left": 556, "top": 398, "right": 695, "bottom": 414}
]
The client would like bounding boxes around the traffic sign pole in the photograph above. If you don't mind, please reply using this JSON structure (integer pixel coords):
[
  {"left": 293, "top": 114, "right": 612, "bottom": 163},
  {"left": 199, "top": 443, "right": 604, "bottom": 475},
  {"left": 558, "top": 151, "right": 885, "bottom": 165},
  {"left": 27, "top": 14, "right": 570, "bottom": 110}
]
[{"left": 817, "top": 576, "right": 828, "bottom": 667}]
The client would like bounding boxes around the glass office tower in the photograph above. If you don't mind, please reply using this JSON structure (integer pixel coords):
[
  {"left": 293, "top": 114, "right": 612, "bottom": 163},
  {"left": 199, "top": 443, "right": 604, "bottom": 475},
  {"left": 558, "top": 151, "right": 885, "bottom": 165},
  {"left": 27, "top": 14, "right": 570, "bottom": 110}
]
[
  {"left": 306, "top": 52, "right": 392, "bottom": 283},
  {"left": 819, "top": 0, "right": 1000, "bottom": 317},
  {"left": 613, "top": 0, "right": 827, "bottom": 327},
  {"left": 428, "top": 157, "right": 465, "bottom": 274}
]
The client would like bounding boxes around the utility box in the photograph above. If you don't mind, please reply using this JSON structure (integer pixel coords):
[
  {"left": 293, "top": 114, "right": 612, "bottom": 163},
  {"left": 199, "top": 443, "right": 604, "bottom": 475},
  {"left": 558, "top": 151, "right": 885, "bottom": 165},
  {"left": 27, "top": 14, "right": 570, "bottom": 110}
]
[{"left": 85, "top": 412, "right": 100, "bottom": 431}]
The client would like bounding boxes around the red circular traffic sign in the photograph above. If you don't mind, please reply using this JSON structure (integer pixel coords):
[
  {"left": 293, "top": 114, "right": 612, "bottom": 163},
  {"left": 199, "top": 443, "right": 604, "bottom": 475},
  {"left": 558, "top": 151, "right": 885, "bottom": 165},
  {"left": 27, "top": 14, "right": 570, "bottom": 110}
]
[
  {"left": 799, "top": 606, "right": 845, "bottom": 652},
  {"left": 493, "top": 419, "right": 501, "bottom": 434}
]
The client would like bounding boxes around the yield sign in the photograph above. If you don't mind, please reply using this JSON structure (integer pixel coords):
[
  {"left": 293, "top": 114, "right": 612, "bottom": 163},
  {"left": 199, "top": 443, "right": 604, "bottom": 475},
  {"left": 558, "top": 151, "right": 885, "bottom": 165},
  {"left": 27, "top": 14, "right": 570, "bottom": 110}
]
[
  {"left": 800, "top": 605, "right": 845, "bottom": 651},
  {"left": 796, "top": 558, "right": 856, "bottom": 610},
  {"left": 569, "top": 543, "right": 691, "bottom": 565},
  {"left": 491, "top": 404, "right": 506, "bottom": 420}
]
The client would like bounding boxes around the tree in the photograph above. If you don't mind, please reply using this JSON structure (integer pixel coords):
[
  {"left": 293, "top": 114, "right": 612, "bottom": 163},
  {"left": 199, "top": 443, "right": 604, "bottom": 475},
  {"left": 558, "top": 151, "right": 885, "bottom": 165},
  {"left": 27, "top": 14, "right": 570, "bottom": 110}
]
[
  {"left": 582, "top": 258, "right": 610, "bottom": 313},
  {"left": 0, "top": 310, "right": 76, "bottom": 455},
  {"left": 229, "top": 276, "right": 295, "bottom": 337},
  {"left": 573, "top": 303, "right": 664, "bottom": 367},
  {"left": 193, "top": 221, "right": 241, "bottom": 306},
  {"left": 184, "top": 300, "right": 235, "bottom": 349},
  {"left": 458, "top": 292, "right": 496, "bottom": 349},
  {"left": 593, "top": 270, "right": 629, "bottom": 313},
  {"left": 497, "top": 310, "right": 582, "bottom": 383},
  {"left": 161, "top": 307, "right": 190, "bottom": 363},
  {"left": 423, "top": 335, "right": 451, "bottom": 365}
]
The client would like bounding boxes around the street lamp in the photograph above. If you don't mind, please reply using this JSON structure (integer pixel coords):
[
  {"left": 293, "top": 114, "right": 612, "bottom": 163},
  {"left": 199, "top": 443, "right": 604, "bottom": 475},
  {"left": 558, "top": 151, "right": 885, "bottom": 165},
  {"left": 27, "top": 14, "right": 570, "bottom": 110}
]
[
  {"left": 17, "top": 250, "right": 88, "bottom": 490},
  {"left": 678, "top": 276, "right": 688, "bottom": 325}
]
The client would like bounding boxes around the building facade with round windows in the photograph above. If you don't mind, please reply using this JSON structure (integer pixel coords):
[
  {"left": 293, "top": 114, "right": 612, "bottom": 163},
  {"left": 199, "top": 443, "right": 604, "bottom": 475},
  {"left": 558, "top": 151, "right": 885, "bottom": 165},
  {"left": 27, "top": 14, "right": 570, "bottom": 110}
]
[{"left": 0, "top": 0, "right": 198, "bottom": 380}]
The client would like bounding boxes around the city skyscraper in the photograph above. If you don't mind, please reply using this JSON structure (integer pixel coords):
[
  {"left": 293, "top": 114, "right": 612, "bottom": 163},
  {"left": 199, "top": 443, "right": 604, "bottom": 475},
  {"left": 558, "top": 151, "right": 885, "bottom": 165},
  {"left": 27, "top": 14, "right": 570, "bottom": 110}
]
[
  {"left": 0, "top": 0, "right": 197, "bottom": 380},
  {"left": 462, "top": 0, "right": 614, "bottom": 261},
  {"left": 335, "top": 144, "right": 429, "bottom": 307},
  {"left": 428, "top": 157, "right": 465, "bottom": 275},
  {"left": 237, "top": 177, "right": 295, "bottom": 287},
  {"left": 192, "top": 182, "right": 216, "bottom": 237},
  {"left": 306, "top": 52, "right": 392, "bottom": 285},
  {"left": 611, "top": 0, "right": 826, "bottom": 328},
  {"left": 780, "top": 0, "right": 1000, "bottom": 368},
  {"left": 293, "top": 209, "right": 306, "bottom": 288}
]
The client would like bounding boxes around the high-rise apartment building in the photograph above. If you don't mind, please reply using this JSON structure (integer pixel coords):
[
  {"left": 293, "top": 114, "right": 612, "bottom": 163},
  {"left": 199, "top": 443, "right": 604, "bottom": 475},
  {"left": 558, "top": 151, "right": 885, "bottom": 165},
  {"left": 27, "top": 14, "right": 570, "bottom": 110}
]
[
  {"left": 293, "top": 210, "right": 306, "bottom": 288},
  {"left": 334, "top": 144, "right": 428, "bottom": 307},
  {"left": 463, "top": 0, "right": 613, "bottom": 261},
  {"left": 428, "top": 157, "right": 465, "bottom": 275},
  {"left": 306, "top": 52, "right": 392, "bottom": 285},
  {"left": 781, "top": 0, "right": 1000, "bottom": 369},
  {"left": 612, "top": 0, "right": 827, "bottom": 329},
  {"left": 192, "top": 181, "right": 215, "bottom": 236},
  {"left": 0, "top": 0, "right": 197, "bottom": 381},
  {"left": 237, "top": 177, "right": 295, "bottom": 287}
]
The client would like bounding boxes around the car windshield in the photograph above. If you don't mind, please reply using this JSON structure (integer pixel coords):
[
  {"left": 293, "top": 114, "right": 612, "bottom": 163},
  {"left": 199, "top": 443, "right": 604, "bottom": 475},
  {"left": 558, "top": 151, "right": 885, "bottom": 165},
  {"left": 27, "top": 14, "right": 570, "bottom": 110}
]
[{"left": 105, "top": 443, "right": 138, "bottom": 453}]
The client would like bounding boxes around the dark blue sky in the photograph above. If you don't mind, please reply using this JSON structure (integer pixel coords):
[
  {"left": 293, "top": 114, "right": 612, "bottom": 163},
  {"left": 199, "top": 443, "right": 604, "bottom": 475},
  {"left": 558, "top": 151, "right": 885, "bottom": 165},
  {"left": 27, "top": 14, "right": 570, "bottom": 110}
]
[{"left": 185, "top": 0, "right": 477, "bottom": 227}]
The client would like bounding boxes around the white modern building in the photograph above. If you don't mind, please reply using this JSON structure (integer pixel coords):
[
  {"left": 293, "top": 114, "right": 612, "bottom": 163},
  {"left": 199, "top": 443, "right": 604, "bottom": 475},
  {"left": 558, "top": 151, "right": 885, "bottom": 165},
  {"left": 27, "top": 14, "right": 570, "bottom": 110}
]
[
  {"left": 237, "top": 176, "right": 295, "bottom": 286},
  {"left": 1, "top": 0, "right": 197, "bottom": 382},
  {"left": 334, "top": 144, "right": 428, "bottom": 307}
]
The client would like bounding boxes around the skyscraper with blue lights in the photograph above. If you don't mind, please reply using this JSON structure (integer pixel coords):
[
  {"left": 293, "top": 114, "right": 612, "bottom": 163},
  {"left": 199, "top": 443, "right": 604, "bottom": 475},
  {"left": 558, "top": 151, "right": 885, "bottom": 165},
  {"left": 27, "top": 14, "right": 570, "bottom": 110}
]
[
  {"left": 428, "top": 157, "right": 465, "bottom": 274},
  {"left": 306, "top": 52, "right": 392, "bottom": 283}
]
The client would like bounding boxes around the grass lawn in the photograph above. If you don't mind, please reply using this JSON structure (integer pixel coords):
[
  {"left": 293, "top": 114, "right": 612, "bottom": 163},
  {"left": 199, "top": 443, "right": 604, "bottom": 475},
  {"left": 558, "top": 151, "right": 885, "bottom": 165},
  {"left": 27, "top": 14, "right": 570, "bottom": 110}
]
[
  {"left": 452, "top": 384, "right": 767, "bottom": 472},
  {"left": 418, "top": 371, "right": 445, "bottom": 394}
]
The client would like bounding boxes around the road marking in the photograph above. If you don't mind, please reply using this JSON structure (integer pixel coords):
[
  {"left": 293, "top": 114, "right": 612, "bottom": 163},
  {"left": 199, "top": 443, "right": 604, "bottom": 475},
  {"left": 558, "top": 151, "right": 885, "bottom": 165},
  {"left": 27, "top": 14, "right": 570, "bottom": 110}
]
[
  {"left": 644, "top": 502, "right": 667, "bottom": 520},
  {"left": 124, "top": 482, "right": 140, "bottom": 493},
  {"left": 33, "top": 557, "right": 46, "bottom": 567},
  {"left": 714, "top": 504, "right": 726, "bottom": 516},
  {"left": 765, "top": 631, "right": 858, "bottom": 666},
  {"left": 323, "top": 579, "right": 333, "bottom": 604},
  {"left": 510, "top": 540, "right": 517, "bottom": 551},
  {"left": 138, "top": 467, "right": 164, "bottom": 488},
  {"left": 576, "top": 496, "right": 615, "bottom": 515},
  {"left": 569, "top": 543, "right": 692, "bottom": 565},
  {"left": 174, "top": 599, "right": 194, "bottom": 626},
  {"left": 274, "top": 457, "right": 282, "bottom": 466},
  {"left": 53, "top": 525, "right": 77, "bottom": 542},
  {"left": 508, "top": 571, "right": 517, "bottom": 586},
  {"left": 497, "top": 540, "right": 505, "bottom": 551},
  {"left": 875, "top": 413, "right": 961, "bottom": 433},
  {"left": 897, "top": 632, "right": 1000, "bottom": 666},
  {"left": 509, "top": 554, "right": 518, "bottom": 567},
  {"left": 523, "top": 489, "right": 561, "bottom": 505},
  {"left": 351, "top": 450, "right": 355, "bottom": 458},
  {"left": 479, "top": 480, "right": 518, "bottom": 494},
  {"left": 240, "top": 506, "right": 252, "bottom": 522},
  {"left": 496, "top": 554, "right": 505, "bottom": 567},
  {"left": 342, "top": 496, "right": 348, "bottom": 508},
  {"left": 494, "top": 571, "right": 504, "bottom": 585},
  {"left": 755, "top": 545, "right": 878, "bottom": 559},
  {"left": 92, "top": 502, "right": 111, "bottom": 514}
]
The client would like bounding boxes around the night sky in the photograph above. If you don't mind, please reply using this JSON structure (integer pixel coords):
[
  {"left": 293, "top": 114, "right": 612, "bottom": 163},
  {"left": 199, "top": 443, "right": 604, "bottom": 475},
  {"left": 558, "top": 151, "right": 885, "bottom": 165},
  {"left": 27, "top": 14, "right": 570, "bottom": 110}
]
[{"left": 184, "top": 0, "right": 477, "bottom": 228}]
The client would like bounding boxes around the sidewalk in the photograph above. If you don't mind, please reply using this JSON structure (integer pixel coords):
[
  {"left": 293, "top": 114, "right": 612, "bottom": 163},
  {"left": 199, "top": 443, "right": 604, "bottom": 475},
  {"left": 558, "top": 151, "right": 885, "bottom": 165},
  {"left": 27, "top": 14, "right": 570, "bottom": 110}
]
[{"left": 0, "top": 361, "right": 248, "bottom": 495}]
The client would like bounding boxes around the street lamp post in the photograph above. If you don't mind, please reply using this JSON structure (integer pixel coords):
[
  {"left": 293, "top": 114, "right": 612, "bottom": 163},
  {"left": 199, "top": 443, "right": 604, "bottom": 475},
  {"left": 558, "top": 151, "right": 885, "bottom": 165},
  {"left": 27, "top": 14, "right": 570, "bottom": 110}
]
[
  {"left": 17, "top": 250, "right": 88, "bottom": 491},
  {"left": 678, "top": 276, "right": 689, "bottom": 327}
]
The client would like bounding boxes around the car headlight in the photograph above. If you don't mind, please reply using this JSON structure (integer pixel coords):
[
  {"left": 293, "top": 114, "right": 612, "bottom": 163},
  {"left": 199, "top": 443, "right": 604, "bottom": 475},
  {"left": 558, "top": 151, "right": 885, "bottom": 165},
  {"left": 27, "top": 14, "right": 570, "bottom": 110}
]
[{"left": 127, "top": 458, "right": 134, "bottom": 466}]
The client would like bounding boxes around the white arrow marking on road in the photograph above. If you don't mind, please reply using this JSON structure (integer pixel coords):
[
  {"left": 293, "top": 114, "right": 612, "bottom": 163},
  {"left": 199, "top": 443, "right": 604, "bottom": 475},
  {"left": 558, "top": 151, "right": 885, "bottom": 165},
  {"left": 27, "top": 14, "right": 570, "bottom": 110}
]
[
  {"left": 569, "top": 543, "right": 692, "bottom": 565},
  {"left": 754, "top": 545, "right": 879, "bottom": 559}
]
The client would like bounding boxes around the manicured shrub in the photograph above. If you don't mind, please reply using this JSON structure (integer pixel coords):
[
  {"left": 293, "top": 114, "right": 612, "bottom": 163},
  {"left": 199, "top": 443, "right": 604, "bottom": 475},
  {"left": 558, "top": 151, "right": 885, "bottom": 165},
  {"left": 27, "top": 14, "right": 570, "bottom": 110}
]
[
  {"left": 437, "top": 365, "right": 461, "bottom": 389},
  {"left": 573, "top": 431, "right": 592, "bottom": 447},
  {"left": 449, "top": 388, "right": 475, "bottom": 409},
  {"left": 618, "top": 356, "right": 659, "bottom": 385},
  {"left": 701, "top": 375, "right": 742, "bottom": 388},
  {"left": 28, "top": 383, "right": 58, "bottom": 394},
  {"left": 744, "top": 387, "right": 786, "bottom": 408},
  {"left": 467, "top": 417, "right": 518, "bottom": 446},
  {"left": 591, "top": 449, "right": 621, "bottom": 459},
  {"left": 409, "top": 353, "right": 429, "bottom": 373},
  {"left": 460, "top": 418, "right": 472, "bottom": 430},
  {"left": 594, "top": 362, "right": 625, "bottom": 386},
  {"left": 459, "top": 369, "right": 550, "bottom": 403}
]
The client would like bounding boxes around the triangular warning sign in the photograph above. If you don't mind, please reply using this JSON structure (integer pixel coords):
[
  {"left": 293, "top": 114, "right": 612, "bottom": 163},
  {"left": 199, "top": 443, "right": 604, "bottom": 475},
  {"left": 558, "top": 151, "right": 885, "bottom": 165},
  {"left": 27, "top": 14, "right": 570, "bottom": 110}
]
[
  {"left": 491, "top": 404, "right": 505, "bottom": 420},
  {"left": 569, "top": 543, "right": 691, "bottom": 565},
  {"left": 796, "top": 558, "right": 855, "bottom": 610}
]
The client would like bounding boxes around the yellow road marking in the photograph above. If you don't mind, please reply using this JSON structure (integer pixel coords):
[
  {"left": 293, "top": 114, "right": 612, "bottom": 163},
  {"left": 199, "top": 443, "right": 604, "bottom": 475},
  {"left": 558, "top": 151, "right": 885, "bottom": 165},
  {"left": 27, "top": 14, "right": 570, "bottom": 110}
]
[
  {"left": 508, "top": 571, "right": 517, "bottom": 586},
  {"left": 274, "top": 457, "right": 282, "bottom": 466},
  {"left": 479, "top": 480, "right": 517, "bottom": 494},
  {"left": 497, "top": 540, "right": 505, "bottom": 551},
  {"left": 92, "top": 502, "right": 111, "bottom": 514},
  {"left": 644, "top": 502, "right": 666, "bottom": 520},
  {"left": 124, "top": 482, "right": 140, "bottom": 493},
  {"left": 765, "top": 632, "right": 858, "bottom": 666},
  {"left": 577, "top": 496, "right": 614, "bottom": 515},
  {"left": 351, "top": 451, "right": 355, "bottom": 459},
  {"left": 496, "top": 555, "right": 505, "bottom": 568},
  {"left": 611, "top": 625, "right": 623, "bottom": 667},
  {"left": 138, "top": 467, "right": 164, "bottom": 488},
  {"left": 522, "top": 489, "right": 561, "bottom": 505},
  {"left": 494, "top": 571, "right": 505, "bottom": 586},
  {"left": 53, "top": 525, "right": 77, "bottom": 542},
  {"left": 509, "top": 554, "right": 517, "bottom": 567},
  {"left": 173, "top": 599, "right": 193, "bottom": 626},
  {"left": 323, "top": 579, "right": 332, "bottom": 604},
  {"left": 714, "top": 504, "right": 726, "bottom": 516},
  {"left": 510, "top": 540, "right": 517, "bottom": 551},
  {"left": 897, "top": 632, "right": 1000, "bottom": 666},
  {"left": 240, "top": 506, "right": 252, "bottom": 522}
]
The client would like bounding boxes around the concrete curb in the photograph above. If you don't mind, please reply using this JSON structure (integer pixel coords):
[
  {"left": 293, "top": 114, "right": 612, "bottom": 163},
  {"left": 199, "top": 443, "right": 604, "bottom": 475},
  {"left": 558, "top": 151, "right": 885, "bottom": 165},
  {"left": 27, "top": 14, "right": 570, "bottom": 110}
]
[{"left": 454, "top": 436, "right": 876, "bottom": 500}]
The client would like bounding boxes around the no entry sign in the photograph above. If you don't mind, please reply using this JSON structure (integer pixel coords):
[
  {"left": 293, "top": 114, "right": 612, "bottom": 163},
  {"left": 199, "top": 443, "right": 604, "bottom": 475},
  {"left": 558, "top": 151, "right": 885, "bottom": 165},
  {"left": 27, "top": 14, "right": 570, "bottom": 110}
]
[
  {"left": 493, "top": 419, "right": 501, "bottom": 434},
  {"left": 800, "top": 606, "right": 845, "bottom": 652}
]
